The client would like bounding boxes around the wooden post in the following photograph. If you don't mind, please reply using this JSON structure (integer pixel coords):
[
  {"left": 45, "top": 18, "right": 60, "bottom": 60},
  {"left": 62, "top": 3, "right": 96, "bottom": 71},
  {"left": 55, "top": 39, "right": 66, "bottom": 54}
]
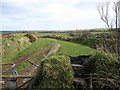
[
  {"left": 2, "top": 75, "right": 34, "bottom": 78},
  {"left": 90, "top": 73, "right": 93, "bottom": 90}
]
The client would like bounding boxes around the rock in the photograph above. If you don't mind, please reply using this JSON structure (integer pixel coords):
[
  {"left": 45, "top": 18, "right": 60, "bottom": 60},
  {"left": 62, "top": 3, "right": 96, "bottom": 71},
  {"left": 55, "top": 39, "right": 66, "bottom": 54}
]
[
  {"left": 24, "top": 34, "right": 37, "bottom": 42},
  {"left": 6, "top": 43, "right": 10, "bottom": 47},
  {"left": 18, "top": 37, "right": 30, "bottom": 48}
]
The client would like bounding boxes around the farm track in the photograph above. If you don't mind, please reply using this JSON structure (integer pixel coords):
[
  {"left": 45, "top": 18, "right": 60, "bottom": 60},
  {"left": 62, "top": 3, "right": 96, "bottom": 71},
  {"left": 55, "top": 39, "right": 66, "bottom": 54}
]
[
  {"left": 2, "top": 51, "right": 38, "bottom": 74},
  {"left": 23, "top": 44, "right": 60, "bottom": 75},
  {"left": 15, "top": 47, "right": 51, "bottom": 87},
  {"left": 2, "top": 46, "right": 51, "bottom": 74},
  {"left": 23, "top": 47, "right": 51, "bottom": 75}
]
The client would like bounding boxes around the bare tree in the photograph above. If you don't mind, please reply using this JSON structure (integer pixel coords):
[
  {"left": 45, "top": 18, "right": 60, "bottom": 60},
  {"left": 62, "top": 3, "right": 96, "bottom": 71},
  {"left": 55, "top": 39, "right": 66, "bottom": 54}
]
[
  {"left": 97, "top": 1, "right": 111, "bottom": 28},
  {"left": 97, "top": 0, "right": 120, "bottom": 60},
  {"left": 97, "top": 0, "right": 120, "bottom": 29}
]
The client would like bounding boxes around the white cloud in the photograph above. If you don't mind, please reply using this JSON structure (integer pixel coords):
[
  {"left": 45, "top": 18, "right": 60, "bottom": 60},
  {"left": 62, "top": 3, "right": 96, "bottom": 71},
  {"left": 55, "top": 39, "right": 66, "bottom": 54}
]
[{"left": 1, "top": 0, "right": 108, "bottom": 30}]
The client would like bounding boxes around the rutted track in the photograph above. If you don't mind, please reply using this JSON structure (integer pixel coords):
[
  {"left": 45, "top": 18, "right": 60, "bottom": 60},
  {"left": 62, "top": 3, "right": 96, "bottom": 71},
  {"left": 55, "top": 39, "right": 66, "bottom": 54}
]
[
  {"left": 15, "top": 44, "right": 60, "bottom": 88},
  {"left": 24, "top": 43, "right": 61, "bottom": 75},
  {"left": 2, "top": 46, "right": 51, "bottom": 74},
  {"left": 23, "top": 47, "right": 51, "bottom": 75}
]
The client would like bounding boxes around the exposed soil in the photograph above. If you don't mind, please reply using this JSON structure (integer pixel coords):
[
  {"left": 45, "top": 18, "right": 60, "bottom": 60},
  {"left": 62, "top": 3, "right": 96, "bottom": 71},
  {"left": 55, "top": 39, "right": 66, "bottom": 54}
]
[
  {"left": 2, "top": 46, "right": 51, "bottom": 75},
  {"left": 14, "top": 47, "right": 52, "bottom": 87},
  {"left": 23, "top": 47, "right": 51, "bottom": 75}
]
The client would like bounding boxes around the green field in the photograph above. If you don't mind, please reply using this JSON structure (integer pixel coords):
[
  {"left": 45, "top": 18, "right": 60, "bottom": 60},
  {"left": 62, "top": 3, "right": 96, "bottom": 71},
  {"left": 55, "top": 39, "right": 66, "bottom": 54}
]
[
  {"left": 49, "top": 38, "right": 95, "bottom": 56},
  {"left": 2, "top": 33, "right": 95, "bottom": 73},
  {"left": 2, "top": 38, "right": 95, "bottom": 63}
]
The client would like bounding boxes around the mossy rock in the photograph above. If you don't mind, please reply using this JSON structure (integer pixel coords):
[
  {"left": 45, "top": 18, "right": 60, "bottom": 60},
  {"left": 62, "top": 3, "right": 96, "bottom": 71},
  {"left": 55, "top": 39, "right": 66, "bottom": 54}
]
[
  {"left": 47, "top": 43, "right": 60, "bottom": 56},
  {"left": 24, "top": 34, "right": 37, "bottom": 42},
  {"left": 29, "top": 54, "right": 74, "bottom": 89}
]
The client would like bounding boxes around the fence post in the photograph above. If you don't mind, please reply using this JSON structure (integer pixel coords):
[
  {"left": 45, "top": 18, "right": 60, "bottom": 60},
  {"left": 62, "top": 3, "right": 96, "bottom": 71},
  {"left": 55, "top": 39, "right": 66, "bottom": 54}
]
[{"left": 90, "top": 73, "right": 93, "bottom": 90}]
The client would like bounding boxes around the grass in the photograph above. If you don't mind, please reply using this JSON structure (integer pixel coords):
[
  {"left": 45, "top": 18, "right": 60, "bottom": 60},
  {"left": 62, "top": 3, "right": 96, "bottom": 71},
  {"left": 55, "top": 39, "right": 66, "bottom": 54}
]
[
  {"left": 2, "top": 36, "right": 52, "bottom": 64},
  {"left": 2, "top": 34, "right": 30, "bottom": 63},
  {"left": 2, "top": 36, "right": 95, "bottom": 63},
  {"left": 29, "top": 54, "right": 74, "bottom": 88},
  {"left": 2, "top": 33, "right": 95, "bottom": 74},
  {"left": 2, "top": 32, "right": 119, "bottom": 89},
  {"left": 45, "top": 38, "right": 95, "bottom": 56},
  {"left": 23, "top": 38, "right": 95, "bottom": 57},
  {"left": 10, "top": 38, "right": 53, "bottom": 73},
  {"left": 2, "top": 35, "right": 53, "bottom": 74}
]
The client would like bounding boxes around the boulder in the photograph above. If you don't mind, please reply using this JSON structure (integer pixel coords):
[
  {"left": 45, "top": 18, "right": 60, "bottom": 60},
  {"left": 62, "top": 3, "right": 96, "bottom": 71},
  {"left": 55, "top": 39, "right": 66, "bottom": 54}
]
[
  {"left": 18, "top": 37, "right": 30, "bottom": 48},
  {"left": 24, "top": 34, "right": 37, "bottom": 42}
]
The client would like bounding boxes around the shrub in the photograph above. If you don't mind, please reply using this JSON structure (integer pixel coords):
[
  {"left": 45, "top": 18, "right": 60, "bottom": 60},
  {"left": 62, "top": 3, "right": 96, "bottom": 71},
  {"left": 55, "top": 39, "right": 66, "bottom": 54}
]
[
  {"left": 84, "top": 52, "right": 120, "bottom": 88},
  {"left": 29, "top": 54, "right": 74, "bottom": 89}
]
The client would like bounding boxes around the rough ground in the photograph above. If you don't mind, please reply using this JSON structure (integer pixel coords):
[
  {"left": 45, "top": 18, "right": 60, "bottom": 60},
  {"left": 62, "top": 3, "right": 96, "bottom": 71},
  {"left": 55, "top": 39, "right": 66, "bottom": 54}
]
[
  {"left": 23, "top": 47, "right": 51, "bottom": 75},
  {"left": 2, "top": 46, "right": 51, "bottom": 75}
]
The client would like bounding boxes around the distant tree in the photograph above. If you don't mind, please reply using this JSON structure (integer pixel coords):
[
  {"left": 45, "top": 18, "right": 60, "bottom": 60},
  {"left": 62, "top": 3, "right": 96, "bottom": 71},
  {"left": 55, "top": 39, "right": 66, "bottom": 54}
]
[{"left": 97, "top": 0, "right": 120, "bottom": 60}]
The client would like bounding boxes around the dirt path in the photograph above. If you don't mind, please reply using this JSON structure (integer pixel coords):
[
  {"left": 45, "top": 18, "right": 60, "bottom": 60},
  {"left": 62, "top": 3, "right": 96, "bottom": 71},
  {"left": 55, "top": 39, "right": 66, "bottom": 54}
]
[
  {"left": 20, "top": 44, "right": 60, "bottom": 75},
  {"left": 2, "top": 46, "right": 51, "bottom": 74},
  {"left": 14, "top": 47, "right": 51, "bottom": 87},
  {"left": 23, "top": 47, "right": 51, "bottom": 75},
  {"left": 2, "top": 51, "right": 38, "bottom": 74}
]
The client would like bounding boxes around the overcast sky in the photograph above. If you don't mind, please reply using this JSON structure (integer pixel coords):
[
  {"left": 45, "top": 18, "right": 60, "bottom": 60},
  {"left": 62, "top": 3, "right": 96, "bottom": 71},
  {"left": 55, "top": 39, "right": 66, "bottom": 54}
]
[{"left": 0, "top": 0, "right": 116, "bottom": 31}]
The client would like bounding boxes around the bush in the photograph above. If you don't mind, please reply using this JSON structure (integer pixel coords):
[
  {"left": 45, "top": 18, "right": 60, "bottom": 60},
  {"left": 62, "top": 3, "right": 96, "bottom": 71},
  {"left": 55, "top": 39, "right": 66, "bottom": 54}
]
[
  {"left": 84, "top": 52, "right": 120, "bottom": 88},
  {"left": 29, "top": 54, "right": 74, "bottom": 89}
]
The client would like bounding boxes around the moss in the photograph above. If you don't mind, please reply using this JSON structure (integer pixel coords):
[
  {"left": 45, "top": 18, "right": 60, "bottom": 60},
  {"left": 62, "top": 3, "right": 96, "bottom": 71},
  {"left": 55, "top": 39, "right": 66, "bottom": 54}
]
[{"left": 30, "top": 54, "right": 74, "bottom": 89}]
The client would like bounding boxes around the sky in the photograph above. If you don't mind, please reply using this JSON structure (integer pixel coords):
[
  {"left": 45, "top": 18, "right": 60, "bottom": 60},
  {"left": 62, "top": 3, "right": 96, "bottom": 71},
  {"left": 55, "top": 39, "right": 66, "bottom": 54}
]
[{"left": 0, "top": 0, "right": 117, "bottom": 31}]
